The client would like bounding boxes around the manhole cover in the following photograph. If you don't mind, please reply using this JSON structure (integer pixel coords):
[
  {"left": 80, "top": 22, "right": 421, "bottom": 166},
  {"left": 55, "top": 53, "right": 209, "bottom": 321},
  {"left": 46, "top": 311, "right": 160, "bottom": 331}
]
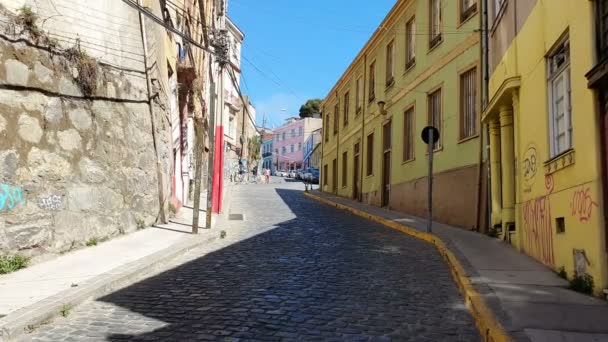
[{"left": 228, "top": 213, "right": 244, "bottom": 221}]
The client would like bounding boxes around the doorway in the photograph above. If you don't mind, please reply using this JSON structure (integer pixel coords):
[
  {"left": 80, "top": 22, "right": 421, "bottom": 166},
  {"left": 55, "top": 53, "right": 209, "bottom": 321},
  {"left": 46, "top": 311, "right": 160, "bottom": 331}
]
[
  {"left": 353, "top": 143, "right": 360, "bottom": 201},
  {"left": 332, "top": 158, "right": 337, "bottom": 194},
  {"left": 382, "top": 121, "right": 392, "bottom": 207}
]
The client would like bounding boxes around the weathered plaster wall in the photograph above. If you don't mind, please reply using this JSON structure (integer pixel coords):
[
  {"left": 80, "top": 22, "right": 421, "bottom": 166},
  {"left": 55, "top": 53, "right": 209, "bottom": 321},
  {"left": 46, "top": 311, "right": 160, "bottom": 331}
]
[{"left": 0, "top": 4, "right": 172, "bottom": 260}]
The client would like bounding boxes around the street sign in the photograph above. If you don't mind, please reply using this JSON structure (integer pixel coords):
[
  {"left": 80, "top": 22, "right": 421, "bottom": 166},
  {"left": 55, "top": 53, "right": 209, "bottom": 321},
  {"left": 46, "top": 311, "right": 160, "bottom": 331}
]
[
  {"left": 421, "top": 126, "right": 440, "bottom": 145},
  {"left": 421, "top": 126, "right": 439, "bottom": 233}
]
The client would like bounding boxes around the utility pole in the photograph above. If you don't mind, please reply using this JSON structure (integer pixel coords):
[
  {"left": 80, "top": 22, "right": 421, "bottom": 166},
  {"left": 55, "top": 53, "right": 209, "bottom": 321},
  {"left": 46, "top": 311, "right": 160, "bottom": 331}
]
[{"left": 203, "top": 20, "right": 230, "bottom": 230}]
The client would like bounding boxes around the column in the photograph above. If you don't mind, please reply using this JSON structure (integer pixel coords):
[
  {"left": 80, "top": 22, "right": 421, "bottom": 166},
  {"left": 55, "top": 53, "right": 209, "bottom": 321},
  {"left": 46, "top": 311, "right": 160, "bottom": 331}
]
[
  {"left": 499, "top": 106, "right": 515, "bottom": 228},
  {"left": 489, "top": 120, "right": 502, "bottom": 227}
]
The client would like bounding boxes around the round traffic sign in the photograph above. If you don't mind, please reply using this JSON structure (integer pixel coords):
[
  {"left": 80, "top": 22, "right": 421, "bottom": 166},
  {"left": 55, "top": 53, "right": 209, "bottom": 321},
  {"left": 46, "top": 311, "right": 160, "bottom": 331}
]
[{"left": 421, "top": 126, "right": 440, "bottom": 145}]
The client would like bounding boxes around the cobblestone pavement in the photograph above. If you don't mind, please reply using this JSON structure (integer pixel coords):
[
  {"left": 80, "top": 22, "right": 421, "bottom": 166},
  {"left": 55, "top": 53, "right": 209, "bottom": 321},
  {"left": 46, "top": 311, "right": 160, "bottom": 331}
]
[{"left": 22, "top": 182, "right": 479, "bottom": 341}]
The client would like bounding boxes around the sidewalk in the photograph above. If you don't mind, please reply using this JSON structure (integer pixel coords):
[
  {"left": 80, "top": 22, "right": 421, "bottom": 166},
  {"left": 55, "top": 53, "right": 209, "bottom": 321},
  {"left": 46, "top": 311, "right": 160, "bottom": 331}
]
[
  {"left": 0, "top": 206, "right": 219, "bottom": 340},
  {"left": 308, "top": 190, "right": 608, "bottom": 342}
]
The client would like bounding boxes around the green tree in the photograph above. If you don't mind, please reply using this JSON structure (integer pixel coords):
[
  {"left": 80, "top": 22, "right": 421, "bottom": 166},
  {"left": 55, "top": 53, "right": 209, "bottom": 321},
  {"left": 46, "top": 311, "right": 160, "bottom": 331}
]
[{"left": 299, "top": 99, "right": 322, "bottom": 118}]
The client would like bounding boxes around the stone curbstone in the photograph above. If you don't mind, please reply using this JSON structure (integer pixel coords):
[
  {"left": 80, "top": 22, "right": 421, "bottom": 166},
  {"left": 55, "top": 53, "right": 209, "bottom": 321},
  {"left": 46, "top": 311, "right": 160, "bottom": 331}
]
[
  {"left": 303, "top": 191, "right": 512, "bottom": 342},
  {"left": 0, "top": 233, "right": 217, "bottom": 341}
]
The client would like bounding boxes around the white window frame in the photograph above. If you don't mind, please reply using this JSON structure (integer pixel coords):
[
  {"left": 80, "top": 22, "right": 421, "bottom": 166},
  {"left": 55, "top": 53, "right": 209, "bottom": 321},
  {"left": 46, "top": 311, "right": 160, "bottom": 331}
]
[
  {"left": 406, "top": 17, "right": 416, "bottom": 68},
  {"left": 548, "top": 37, "right": 572, "bottom": 157}
]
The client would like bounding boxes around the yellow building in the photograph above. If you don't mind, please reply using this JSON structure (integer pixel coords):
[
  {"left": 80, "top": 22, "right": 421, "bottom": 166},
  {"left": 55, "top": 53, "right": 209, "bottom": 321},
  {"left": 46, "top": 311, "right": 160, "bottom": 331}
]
[
  {"left": 321, "top": 0, "right": 485, "bottom": 230},
  {"left": 483, "top": 0, "right": 608, "bottom": 294}
]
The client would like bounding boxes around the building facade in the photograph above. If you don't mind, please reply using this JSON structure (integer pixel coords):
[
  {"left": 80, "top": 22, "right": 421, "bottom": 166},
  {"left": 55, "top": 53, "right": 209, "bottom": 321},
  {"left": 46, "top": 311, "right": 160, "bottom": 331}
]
[
  {"left": 274, "top": 117, "right": 322, "bottom": 171},
  {"left": 321, "top": 0, "right": 484, "bottom": 229},
  {"left": 303, "top": 128, "right": 322, "bottom": 169},
  {"left": 482, "top": 0, "right": 608, "bottom": 294},
  {"left": 261, "top": 130, "right": 274, "bottom": 173}
]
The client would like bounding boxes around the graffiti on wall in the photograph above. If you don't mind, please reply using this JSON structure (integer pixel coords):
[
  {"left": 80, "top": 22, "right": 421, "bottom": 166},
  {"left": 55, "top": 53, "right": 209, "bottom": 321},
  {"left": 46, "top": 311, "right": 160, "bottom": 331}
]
[
  {"left": 0, "top": 183, "right": 25, "bottom": 211},
  {"left": 522, "top": 145, "right": 538, "bottom": 181},
  {"left": 521, "top": 174, "right": 555, "bottom": 267},
  {"left": 38, "top": 195, "right": 63, "bottom": 211},
  {"left": 570, "top": 186, "right": 598, "bottom": 223}
]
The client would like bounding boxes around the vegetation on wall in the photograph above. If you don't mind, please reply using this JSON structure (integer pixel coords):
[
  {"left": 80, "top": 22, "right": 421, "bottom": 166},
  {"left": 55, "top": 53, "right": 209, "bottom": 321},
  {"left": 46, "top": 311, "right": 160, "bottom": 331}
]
[{"left": 299, "top": 99, "right": 322, "bottom": 118}]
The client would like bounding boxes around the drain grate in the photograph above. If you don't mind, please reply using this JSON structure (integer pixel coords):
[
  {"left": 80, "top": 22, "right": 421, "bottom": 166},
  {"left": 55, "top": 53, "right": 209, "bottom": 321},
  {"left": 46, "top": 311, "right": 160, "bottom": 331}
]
[{"left": 228, "top": 213, "right": 244, "bottom": 221}]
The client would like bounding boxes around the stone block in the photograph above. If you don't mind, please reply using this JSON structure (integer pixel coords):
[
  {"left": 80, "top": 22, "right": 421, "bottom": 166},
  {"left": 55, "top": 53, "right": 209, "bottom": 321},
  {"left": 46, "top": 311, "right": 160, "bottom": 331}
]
[
  {"left": 0, "top": 149, "right": 18, "bottom": 182},
  {"left": 28, "top": 147, "right": 72, "bottom": 181},
  {"left": 5, "top": 219, "right": 53, "bottom": 251},
  {"left": 52, "top": 211, "right": 117, "bottom": 250},
  {"left": 34, "top": 61, "right": 53, "bottom": 85},
  {"left": 5, "top": 59, "right": 30, "bottom": 86},
  {"left": 57, "top": 129, "right": 82, "bottom": 151},
  {"left": 59, "top": 77, "right": 82, "bottom": 97},
  {"left": 0, "top": 114, "right": 6, "bottom": 136},
  {"left": 67, "top": 186, "right": 123, "bottom": 212},
  {"left": 21, "top": 92, "right": 46, "bottom": 112},
  {"left": 79, "top": 158, "right": 107, "bottom": 184},
  {"left": 44, "top": 98, "right": 63, "bottom": 124},
  {"left": 68, "top": 108, "right": 92, "bottom": 131},
  {"left": 91, "top": 101, "right": 113, "bottom": 121},
  {"left": 18, "top": 114, "right": 43, "bottom": 144}
]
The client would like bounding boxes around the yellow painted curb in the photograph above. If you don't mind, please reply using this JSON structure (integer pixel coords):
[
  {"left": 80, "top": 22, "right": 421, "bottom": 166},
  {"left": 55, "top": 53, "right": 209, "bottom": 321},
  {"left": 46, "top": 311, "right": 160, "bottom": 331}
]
[{"left": 304, "top": 191, "right": 511, "bottom": 342}]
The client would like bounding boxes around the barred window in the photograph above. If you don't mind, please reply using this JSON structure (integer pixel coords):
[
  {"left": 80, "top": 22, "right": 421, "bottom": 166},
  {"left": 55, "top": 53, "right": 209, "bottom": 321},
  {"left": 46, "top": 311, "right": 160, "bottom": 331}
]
[
  {"left": 369, "top": 61, "right": 376, "bottom": 102},
  {"left": 386, "top": 40, "right": 395, "bottom": 87},
  {"left": 403, "top": 107, "right": 415, "bottom": 161},
  {"left": 342, "top": 151, "right": 348, "bottom": 187},
  {"left": 460, "top": 68, "right": 478, "bottom": 139},
  {"left": 344, "top": 91, "right": 350, "bottom": 126},
  {"left": 406, "top": 17, "right": 416, "bottom": 69},
  {"left": 333, "top": 103, "right": 339, "bottom": 135},
  {"left": 428, "top": 89, "right": 442, "bottom": 150},
  {"left": 366, "top": 133, "right": 374, "bottom": 176},
  {"left": 429, "top": 0, "right": 442, "bottom": 49}
]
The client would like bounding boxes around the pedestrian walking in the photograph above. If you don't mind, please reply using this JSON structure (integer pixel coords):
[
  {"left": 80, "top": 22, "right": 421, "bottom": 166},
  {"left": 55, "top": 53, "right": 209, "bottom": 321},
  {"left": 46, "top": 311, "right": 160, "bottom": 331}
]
[{"left": 265, "top": 168, "right": 270, "bottom": 184}]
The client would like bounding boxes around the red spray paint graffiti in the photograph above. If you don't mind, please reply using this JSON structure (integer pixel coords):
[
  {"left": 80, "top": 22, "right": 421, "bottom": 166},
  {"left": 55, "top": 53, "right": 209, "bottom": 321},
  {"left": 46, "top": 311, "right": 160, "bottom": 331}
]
[
  {"left": 570, "top": 187, "right": 599, "bottom": 223},
  {"left": 521, "top": 175, "right": 555, "bottom": 267}
]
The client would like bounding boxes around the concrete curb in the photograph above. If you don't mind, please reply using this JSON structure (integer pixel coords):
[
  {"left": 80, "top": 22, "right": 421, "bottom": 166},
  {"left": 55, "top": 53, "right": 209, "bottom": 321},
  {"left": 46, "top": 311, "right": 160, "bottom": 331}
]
[
  {"left": 304, "top": 191, "right": 511, "bottom": 342},
  {"left": 0, "top": 233, "right": 217, "bottom": 341}
]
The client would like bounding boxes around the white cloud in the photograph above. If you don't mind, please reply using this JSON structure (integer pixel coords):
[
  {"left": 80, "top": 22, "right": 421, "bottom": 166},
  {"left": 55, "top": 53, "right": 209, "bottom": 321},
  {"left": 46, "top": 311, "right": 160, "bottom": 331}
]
[{"left": 252, "top": 93, "right": 306, "bottom": 128}]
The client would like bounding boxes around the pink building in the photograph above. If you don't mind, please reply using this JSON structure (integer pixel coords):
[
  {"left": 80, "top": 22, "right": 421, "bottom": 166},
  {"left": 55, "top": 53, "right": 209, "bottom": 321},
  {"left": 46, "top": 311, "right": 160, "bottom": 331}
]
[{"left": 273, "top": 117, "right": 322, "bottom": 171}]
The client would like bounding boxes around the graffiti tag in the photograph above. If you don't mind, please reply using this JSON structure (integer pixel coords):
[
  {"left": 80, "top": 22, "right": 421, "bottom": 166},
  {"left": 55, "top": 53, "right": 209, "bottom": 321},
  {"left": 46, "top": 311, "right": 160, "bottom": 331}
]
[
  {"left": 38, "top": 195, "right": 63, "bottom": 211},
  {"left": 0, "top": 183, "right": 25, "bottom": 211},
  {"left": 522, "top": 145, "right": 538, "bottom": 181},
  {"left": 570, "top": 187, "right": 599, "bottom": 223},
  {"left": 522, "top": 195, "right": 555, "bottom": 267}
]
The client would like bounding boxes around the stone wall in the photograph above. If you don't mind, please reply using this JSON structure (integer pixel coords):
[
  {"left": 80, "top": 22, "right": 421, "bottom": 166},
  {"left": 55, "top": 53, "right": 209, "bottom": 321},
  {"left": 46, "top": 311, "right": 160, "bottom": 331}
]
[{"left": 0, "top": 9, "right": 172, "bottom": 260}]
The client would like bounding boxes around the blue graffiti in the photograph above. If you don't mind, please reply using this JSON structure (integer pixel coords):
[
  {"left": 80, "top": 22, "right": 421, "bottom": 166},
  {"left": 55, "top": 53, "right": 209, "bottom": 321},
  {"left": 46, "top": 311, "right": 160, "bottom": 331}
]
[{"left": 0, "top": 184, "right": 25, "bottom": 211}]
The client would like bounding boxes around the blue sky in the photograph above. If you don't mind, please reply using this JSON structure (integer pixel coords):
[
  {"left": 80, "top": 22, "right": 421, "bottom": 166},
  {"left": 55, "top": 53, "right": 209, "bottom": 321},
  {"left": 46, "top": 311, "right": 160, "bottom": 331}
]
[{"left": 229, "top": 0, "right": 396, "bottom": 128}]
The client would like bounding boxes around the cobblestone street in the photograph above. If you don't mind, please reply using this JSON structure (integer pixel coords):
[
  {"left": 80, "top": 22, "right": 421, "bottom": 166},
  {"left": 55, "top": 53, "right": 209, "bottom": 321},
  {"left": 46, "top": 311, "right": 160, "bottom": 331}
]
[{"left": 22, "top": 182, "right": 479, "bottom": 341}]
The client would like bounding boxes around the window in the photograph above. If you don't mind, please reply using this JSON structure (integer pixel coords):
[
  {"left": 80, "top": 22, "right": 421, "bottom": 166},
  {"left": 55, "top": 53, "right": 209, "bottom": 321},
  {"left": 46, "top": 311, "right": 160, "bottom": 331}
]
[
  {"left": 596, "top": 0, "right": 608, "bottom": 59},
  {"left": 275, "top": 148, "right": 278, "bottom": 155},
  {"left": 461, "top": 0, "right": 477, "bottom": 23},
  {"left": 429, "top": 0, "right": 442, "bottom": 49},
  {"left": 282, "top": 146, "right": 286, "bottom": 154},
  {"left": 298, "top": 142, "right": 302, "bottom": 151},
  {"left": 386, "top": 40, "right": 395, "bottom": 87},
  {"left": 324, "top": 164, "right": 328, "bottom": 185},
  {"left": 356, "top": 77, "right": 363, "bottom": 114},
  {"left": 299, "top": 126, "right": 303, "bottom": 136},
  {"left": 333, "top": 103, "right": 339, "bottom": 135},
  {"left": 275, "top": 134, "right": 279, "bottom": 142},
  {"left": 369, "top": 61, "right": 376, "bottom": 102},
  {"left": 548, "top": 37, "right": 572, "bottom": 157},
  {"left": 343, "top": 92, "right": 350, "bottom": 127},
  {"left": 403, "top": 107, "right": 415, "bottom": 161},
  {"left": 342, "top": 151, "right": 348, "bottom": 187},
  {"left": 428, "top": 88, "right": 442, "bottom": 150},
  {"left": 291, "top": 144, "right": 294, "bottom": 153},
  {"left": 291, "top": 129, "right": 296, "bottom": 137},
  {"left": 325, "top": 114, "right": 330, "bottom": 142},
  {"left": 366, "top": 133, "right": 374, "bottom": 176},
  {"left": 282, "top": 132, "right": 286, "bottom": 141},
  {"left": 460, "top": 67, "right": 478, "bottom": 139},
  {"left": 406, "top": 18, "right": 416, "bottom": 69}
]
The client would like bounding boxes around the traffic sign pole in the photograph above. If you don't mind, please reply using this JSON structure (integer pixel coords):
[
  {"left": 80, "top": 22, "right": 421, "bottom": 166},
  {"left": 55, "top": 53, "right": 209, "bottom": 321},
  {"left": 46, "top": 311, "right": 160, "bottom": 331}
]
[{"left": 427, "top": 129, "right": 433, "bottom": 234}]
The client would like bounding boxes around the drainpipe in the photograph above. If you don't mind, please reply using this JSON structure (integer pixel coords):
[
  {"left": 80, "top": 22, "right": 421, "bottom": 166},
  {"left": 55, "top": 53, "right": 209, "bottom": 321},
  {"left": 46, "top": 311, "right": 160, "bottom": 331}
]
[
  {"left": 360, "top": 53, "right": 367, "bottom": 203},
  {"left": 335, "top": 91, "right": 340, "bottom": 195},
  {"left": 475, "top": 0, "right": 489, "bottom": 232},
  {"left": 483, "top": 0, "right": 492, "bottom": 232},
  {"left": 321, "top": 106, "right": 325, "bottom": 191},
  {"left": 137, "top": 0, "right": 167, "bottom": 224}
]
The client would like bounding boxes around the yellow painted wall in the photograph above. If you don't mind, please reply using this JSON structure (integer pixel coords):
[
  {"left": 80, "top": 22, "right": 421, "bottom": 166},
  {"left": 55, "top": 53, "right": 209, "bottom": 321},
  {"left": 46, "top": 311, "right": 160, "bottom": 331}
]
[
  {"left": 322, "top": 0, "right": 481, "bottom": 205},
  {"left": 488, "top": 0, "right": 607, "bottom": 293}
]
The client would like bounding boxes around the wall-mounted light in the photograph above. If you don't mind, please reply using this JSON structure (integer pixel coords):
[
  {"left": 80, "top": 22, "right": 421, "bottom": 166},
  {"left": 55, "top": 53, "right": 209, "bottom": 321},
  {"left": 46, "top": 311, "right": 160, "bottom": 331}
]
[{"left": 377, "top": 101, "right": 388, "bottom": 115}]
